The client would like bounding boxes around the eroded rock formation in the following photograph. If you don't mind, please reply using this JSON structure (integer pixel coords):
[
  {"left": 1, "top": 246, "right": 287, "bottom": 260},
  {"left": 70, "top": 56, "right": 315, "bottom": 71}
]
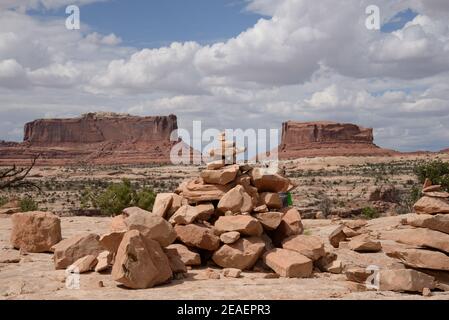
[{"left": 278, "top": 121, "right": 397, "bottom": 158}]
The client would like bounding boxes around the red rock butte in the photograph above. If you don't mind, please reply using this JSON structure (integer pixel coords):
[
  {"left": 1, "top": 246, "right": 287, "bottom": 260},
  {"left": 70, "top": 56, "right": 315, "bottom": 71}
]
[
  {"left": 0, "top": 113, "right": 179, "bottom": 165},
  {"left": 278, "top": 121, "right": 397, "bottom": 159}
]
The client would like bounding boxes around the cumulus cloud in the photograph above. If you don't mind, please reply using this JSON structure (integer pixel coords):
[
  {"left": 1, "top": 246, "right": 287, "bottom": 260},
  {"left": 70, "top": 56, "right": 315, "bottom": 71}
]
[{"left": 1, "top": 0, "right": 449, "bottom": 153}]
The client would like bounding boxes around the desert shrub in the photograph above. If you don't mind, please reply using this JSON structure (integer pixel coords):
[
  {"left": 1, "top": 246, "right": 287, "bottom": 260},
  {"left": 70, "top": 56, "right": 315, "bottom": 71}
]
[
  {"left": 318, "top": 194, "right": 332, "bottom": 217},
  {"left": 396, "top": 185, "right": 421, "bottom": 214},
  {"left": 361, "top": 207, "right": 379, "bottom": 219},
  {"left": 93, "top": 179, "right": 156, "bottom": 216},
  {"left": 20, "top": 197, "right": 38, "bottom": 212},
  {"left": 0, "top": 195, "right": 7, "bottom": 207},
  {"left": 414, "top": 160, "right": 449, "bottom": 191}
]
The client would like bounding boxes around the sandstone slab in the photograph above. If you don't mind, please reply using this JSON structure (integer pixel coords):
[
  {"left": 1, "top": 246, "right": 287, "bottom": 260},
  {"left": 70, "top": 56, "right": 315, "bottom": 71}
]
[
  {"left": 406, "top": 214, "right": 449, "bottom": 234},
  {"left": 71, "top": 255, "right": 98, "bottom": 273},
  {"left": 53, "top": 233, "right": 103, "bottom": 269},
  {"left": 348, "top": 235, "right": 382, "bottom": 253},
  {"left": 282, "top": 235, "right": 325, "bottom": 261},
  {"left": 254, "top": 212, "right": 282, "bottom": 231},
  {"left": 250, "top": 168, "right": 291, "bottom": 193},
  {"left": 271, "top": 207, "right": 303, "bottom": 246},
  {"left": 387, "top": 248, "right": 449, "bottom": 271},
  {"left": 263, "top": 248, "right": 313, "bottom": 278},
  {"left": 200, "top": 165, "right": 239, "bottom": 185},
  {"left": 214, "top": 215, "right": 263, "bottom": 237},
  {"left": 379, "top": 269, "right": 435, "bottom": 292},
  {"left": 413, "top": 196, "right": 449, "bottom": 214},
  {"left": 381, "top": 228, "right": 449, "bottom": 254},
  {"left": 174, "top": 224, "right": 220, "bottom": 251},
  {"left": 212, "top": 237, "right": 265, "bottom": 270},
  {"left": 220, "top": 231, "right": 240, "bottom": 244}
]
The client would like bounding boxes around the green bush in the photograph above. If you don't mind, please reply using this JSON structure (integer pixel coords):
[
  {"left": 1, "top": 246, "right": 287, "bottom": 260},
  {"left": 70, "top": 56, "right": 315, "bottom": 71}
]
[
  {"left": 0, "top": 196, "right": 7, "bottom": 207},
  {"left": 414, "top": 160, "right": 449, "bottom": 191},
  {"left": 361, "top": 207, "right": 379, "bottom": 219},
  {"left": 93, "top": 179, "right": 156, "bottom": 216},
  {"left": 20, "top": 197, "right": 38, "bottom": 212}
]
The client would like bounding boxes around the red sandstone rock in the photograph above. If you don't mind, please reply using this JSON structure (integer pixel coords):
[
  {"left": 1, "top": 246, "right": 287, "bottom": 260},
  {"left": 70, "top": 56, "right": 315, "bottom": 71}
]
[{"left": 278, "top": 121, "right": 396, "bottom": 159}]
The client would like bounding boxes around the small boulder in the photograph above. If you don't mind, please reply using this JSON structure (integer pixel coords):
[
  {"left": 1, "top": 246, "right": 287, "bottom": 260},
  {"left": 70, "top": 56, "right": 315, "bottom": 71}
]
[
  {"left": 220, "top": 231, "right": 240, "bottom": 244},
  {"left": 10, "top": 211, "right": 62, "bottom": 253},
  {"left": 217, "top": 185, "right": 250, "bottom": 214},
  {"left": 169, "top": 204, "right": 200, "bottom": 225},
  {"left": 263, "top": 248, "right": 313, "bottom": 278},
  {"left": 250, "top": 168, "right": 291, "bottom": 193},
  {"left": 99, "top": 231, "right": 125, "bottom": 254},
  {"left": 223, "top": 268, "right": 242, "bottom": 278},
  {"left": 271, "top": 207, "right": 303, "bottom": 246},
  {"left": 348, "top": 235, "right": 382, "bottom": 253},
  {"left": 254, "top": 212, "right": 282, "bottom": 231},
  {"left": 95, "top": 251, "right": 113, "bottom": 272},
  {"left": 259, "top": 193, "right": 282, "bottom": 209},
  {"left": 152, "top": 193, "right": 174, "bottom": 218},
  {"left": 329, "top": 225, "right": 347, "bottom": 248}
]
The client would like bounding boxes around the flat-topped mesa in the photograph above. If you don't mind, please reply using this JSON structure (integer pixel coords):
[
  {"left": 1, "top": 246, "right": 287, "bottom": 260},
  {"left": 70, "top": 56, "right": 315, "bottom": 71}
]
[
  {"left": 279, "top": 121, "right": 396, "bottom": 158},
  {"left": 24, "top": 113, "right": 177, "bottom": 145}
]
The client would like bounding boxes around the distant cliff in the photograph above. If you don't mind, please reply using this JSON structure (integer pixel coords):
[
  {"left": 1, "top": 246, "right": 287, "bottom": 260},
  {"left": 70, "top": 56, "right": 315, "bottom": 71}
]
[
  {"left": 0, "top": 113, "right": 179, "bottom": 165},
  {"left": 278, "top": 121, "right": 397, "bottom": 158}
]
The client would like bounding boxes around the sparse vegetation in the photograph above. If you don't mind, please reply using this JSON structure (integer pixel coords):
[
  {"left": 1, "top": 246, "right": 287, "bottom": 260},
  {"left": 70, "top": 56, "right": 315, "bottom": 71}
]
[
  {"left": 19, "top": 196, "right": 39, "bottom": 212},
  {"left": 414, "top": 160, "right": 449, "bottom": 191},
  {"left": 361, "top": 207, "right": 379, "bottom": 219},
  {"left": 0, "top": 195, "right": 7, "bottom": 207}
]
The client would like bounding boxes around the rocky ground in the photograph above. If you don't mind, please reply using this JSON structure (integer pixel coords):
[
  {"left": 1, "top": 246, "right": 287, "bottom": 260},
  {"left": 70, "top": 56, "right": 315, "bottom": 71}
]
[{"left": 1, "top": 214, "right": 449, "bottom": 300}]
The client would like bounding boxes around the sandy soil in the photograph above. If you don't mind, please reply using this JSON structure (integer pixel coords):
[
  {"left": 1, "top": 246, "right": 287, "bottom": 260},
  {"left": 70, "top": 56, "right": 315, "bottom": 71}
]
[{"left": 1, "top": 214, "right": 449, "bottom": 300}]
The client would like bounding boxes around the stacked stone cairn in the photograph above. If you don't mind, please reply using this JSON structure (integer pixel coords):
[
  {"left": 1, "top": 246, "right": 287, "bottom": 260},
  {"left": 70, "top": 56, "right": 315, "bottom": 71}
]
[{"left": 9, "top": 133, "right": 339, "bottom": 289}]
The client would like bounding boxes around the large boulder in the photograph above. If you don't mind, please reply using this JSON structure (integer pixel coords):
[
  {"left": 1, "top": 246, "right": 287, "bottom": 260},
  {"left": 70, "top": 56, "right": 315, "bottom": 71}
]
[
  {"left": 125, "top": 211, "right": 176, "bottom": 247},
  {"left": 217, "top": 185, "right": 252, "bottom": 214},
  {"left": 214, "top": 215, "right": 263, "bottom": 237},
  {"left": 112, "top": 230, "right": 172, "bottom": 289},
  {"left": 53, "top": 233, "right": 104, "bottom": 269},
  {"left": 406, "top": 214, "right": 449, "bottom": 234},
  {"left": 379, "top": 269, "right": 435, "bottom": 292},
  {"left": 386, "top": 248, "right": 449, "bottom": 271},
  {"left": 212, "top": 237, "right": 265, "bottom": 270},
  {"left": 263, "top": 248, "right": 313, "bottom": 278},
  {"left": 413, "top": 196, "right": 449, "bottom": 214},
  {"left": 271, "top": 207, "right": 303, "bottom": 246},
  {"left": 10, "top": 211, "right": 62, "bottom": 253},
  {"left": 250, "top": 168, "right": 291, "bottom": 193},
  {"left": 282, "top": 235, "right": 325, "bottom": 261},
  {"left": 174, "top": 224, "right": 220, "bottom": 251},
  {"left": 152, "top": 193, "right": 174, "bottom": 218},
  {"left": 380, "top": 228, "right": 449, "bottom": 254},
  {"left": 200, "top": 165, "right": 240, "bottom": 185},
  {"left": 165, "top": 244, "right": 201, "bottom": 266}
]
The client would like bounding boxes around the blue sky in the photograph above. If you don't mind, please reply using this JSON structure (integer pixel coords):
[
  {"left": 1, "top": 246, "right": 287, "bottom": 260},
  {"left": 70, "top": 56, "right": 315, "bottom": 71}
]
[
  {"left": 30, "top": 0, "right": 263, "bottom": 48},
  {"left": 381, "top": 8, "right": 418, "bottom": 33}
]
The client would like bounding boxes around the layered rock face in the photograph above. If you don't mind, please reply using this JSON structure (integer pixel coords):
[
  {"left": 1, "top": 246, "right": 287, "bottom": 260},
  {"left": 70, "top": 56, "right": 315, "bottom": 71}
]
[
  {"left": 0, "top": 113, "right": 178, "bottom": 165},
  {"left": 279, "top": 121, "right": 396, "bottom": 158}
]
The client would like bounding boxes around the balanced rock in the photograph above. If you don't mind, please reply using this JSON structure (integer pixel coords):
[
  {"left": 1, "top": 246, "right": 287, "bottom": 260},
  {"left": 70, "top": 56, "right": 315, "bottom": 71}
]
[
  {"left": 329, "top": 225, "right": 347, "bottom": 248},
  {"left": 254, "top": 212, "right": 282, "bottom": 231},
  {"left": 125, "top": 211, "right": 176, "bottom": 247},
  {"left": 406, "top": 214, "right": 449, "bottom": 234},
  {"left": 152, "top": 193, "right": 174, "bottom": 218},
  {"left": 70, "top": 255, "right": 98, "bottom": 273},
  {"left": 271, "top": 207, "right": 303, "bottom": 246},
  {"left": 413, "top": 196, "right": 449, "bottom": 214},
  {"left": 112, "top": 230, "right": 172, "bottom": 289},
  {"left": 53, "top": 233, "right": 103, "bottom": 269},
  {"left": 99, "top": 231, "right": 125, "bottom": 254},
  {"left": 379, "top": 269, "right": 435, "bottom": 292},
  {"left": 10, "top": 211, "right": 62, "bottom": 253},
  {"left": 250, "top": 168, "right": 291, "bottom": 193},
  {"left": 95, "top": 251, "right": 113, "bottom": 272},
  {"left": 165, "top": 244, "right": 201, "bottom": 266},
  {"left": 214, "top": 215, "right": 263, "bottom": 237},
  {"left": 282, "top": 235, "right": 325, "bottom": 261},
  {"left": 259, "top": 193, "right": 282, "bottom": 209},
  {"left": 263, "top": 248, "right": 313, "bottom": 278},
  {"left": 212, "top": 237, "right": 265, "bottom": 270},
  {"left": 387, "top": 248, "right": 449, "bottom": 271},
  {"left": 348, "top": 234, "right": 382, "bottom": 253},
  {"left": 200, "top": 165, "right": 239, "bottom": 185},
  {"left": 380, "top": 228, "right": 449, "bottom": 254},
  {"left": 220, "top": 231, "right": 240, "bottom": 244},
  {"left": 174, "top": 224, "right": 220, "bottom": 251}
]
